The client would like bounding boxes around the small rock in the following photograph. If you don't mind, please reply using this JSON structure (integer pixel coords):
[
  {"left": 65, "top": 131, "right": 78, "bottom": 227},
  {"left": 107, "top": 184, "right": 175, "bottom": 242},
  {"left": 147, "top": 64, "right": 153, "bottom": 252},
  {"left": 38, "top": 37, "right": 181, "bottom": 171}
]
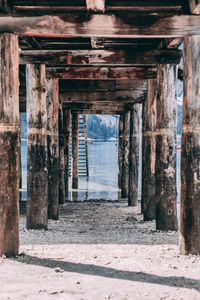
[
  {"left": 54, "top": 267, "right": 64, "bottom": 273},
  {"left": 76, "top": 281, "right": 80, "bottom": 285}
]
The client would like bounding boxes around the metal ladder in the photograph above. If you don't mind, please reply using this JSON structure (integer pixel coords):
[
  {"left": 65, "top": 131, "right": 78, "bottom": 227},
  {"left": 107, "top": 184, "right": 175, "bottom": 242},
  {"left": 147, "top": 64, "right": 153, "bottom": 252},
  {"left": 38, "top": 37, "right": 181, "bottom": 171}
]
[{"left": 69, "top": 114, "right": 89, "bottom": 177}]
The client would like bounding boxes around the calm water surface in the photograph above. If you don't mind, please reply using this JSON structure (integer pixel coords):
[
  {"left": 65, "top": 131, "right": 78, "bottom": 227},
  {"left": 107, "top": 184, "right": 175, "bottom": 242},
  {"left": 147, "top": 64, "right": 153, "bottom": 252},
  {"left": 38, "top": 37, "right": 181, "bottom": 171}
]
[
  {"left": 21, "top": 139, "right": 181, "bottom": 202},
  {"left": 21, "top": 140, "right": 120, "bottom": 201}
]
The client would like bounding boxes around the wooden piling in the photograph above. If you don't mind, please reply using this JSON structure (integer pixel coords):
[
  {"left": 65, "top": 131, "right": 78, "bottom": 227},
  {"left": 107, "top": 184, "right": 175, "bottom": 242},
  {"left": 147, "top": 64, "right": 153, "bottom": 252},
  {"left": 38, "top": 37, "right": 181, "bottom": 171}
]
[
  {"left": 63, "top": 108, "right": 71, "bottom": 197},
  {"left": 180, "top": 35, "right": 200, "bottom": 254},
  {"left": 142, "top": 79, "right": 157, "bottom": 220},
  {"left": 0, "top": 33, "right": 20, "bottom": 257},
  {"left": 26, "top": 64, "right": 48, "bottom": 230},
  {"left": 155, "top": 65, "right": 178, "bottom": 231},
  {"left": 121, "top": 111, "right": 130, "bottom": 199},
  {"left": 59, "top": 99, "right": 65, "bottom": 204},
  {"left": 118, "top": 114, "right": 123, "bottom": 189},
  {"left": 46, "top": 79, "right": 59, "bottom": 220},
  {"left": 128, "top": 105, "right": 140, "bottom": 206},
  {"left": 72, "top": 113, "right": 79, "bottom": 189}
]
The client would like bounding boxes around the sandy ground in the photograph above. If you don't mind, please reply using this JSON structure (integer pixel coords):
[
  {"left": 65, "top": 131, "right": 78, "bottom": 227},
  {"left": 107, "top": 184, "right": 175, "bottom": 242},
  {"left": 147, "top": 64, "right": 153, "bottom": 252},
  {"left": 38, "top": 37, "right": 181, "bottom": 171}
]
[{"left": 1, "top": 201, "right": 200, "bottom": 300}]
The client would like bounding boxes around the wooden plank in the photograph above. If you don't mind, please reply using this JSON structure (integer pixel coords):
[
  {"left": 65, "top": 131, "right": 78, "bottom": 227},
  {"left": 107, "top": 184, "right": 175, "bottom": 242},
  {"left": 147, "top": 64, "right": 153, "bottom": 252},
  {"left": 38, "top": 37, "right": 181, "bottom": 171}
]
[
  {"left": 60, "top": 79, "right": 147, "bottom": 92},
  {"left": 121, "top": 111, "right": 130, "bottom": 199},
  {"left": 71, "top": 110, "right": 123, "bottom": 114},
  {"left": 155, "top": 64, "right": 178, "bottom": 231},
  {"left": 72, "top": 113, "right": 79, "bottom": 190},
  {"left": 11, "top": 1, "right": 183, "bottom": 14},
  {"left": 47, "top": 66, "right": 157, "bottom": 80},
  {"left": 86, "top": 0, "right": 105, "bottom": 12},
  {"left": 60, "top": 90, "right": 146, "bottom": 103},
  {"left": 0, "top": 15, "right": 200, "bottom": 38},
  {"left": 20, "top": 49, "right": 182, "bottom": 66},
  {"left": 26, "top": 64, "right": 48, "bottom": 230},
  {"left": 141, "top": 79, "right": 157, "bottom": 220},
  {"left": 180, "top": 35, "right": 200, "bottom": 255},
  {"left": 128, "top": 104, "right": 140, "bottom": 206},
  {"left": 46, "top": 78, "right": 59, "bottom": 220},
  {"left": 0, "top": 33, "right": 20, "bottom": 257},
  {"left": 64, "top": 102, "right": 126, "bottom": 111}
]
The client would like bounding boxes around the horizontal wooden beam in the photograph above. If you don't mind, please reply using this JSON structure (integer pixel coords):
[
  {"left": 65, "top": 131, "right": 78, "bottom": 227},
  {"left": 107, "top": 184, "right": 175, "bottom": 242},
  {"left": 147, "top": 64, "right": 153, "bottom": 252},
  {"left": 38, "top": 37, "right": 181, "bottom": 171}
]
[
  {"left": 60, "top": 90, "right": 145, "bottom": 103},
  {"left": 0, "top": 15, "right": 200, "bottom": 38},
  {"left": 20, "top": 49, "right": 182, "bottom": 66},
  {"left": 47, "top": 66, "right": 157, "bottom": 80},
  {"left": 70, "top": 110, "right": 122, "bottom": 114},
  {"left": 12, "top": 2, "right": 183, "bottom": 14},
  {"left": 59, "top": 79, "right": 147, "bottom": 92}
]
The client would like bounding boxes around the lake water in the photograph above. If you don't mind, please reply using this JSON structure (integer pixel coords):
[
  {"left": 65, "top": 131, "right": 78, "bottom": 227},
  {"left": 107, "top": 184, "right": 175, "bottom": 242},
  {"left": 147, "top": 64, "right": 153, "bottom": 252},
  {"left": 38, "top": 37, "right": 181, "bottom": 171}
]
[
  {"left": 21, "top": 139, "right": 120, "bottom": 201},
  {"left": 21, "top": 138, "right": 181, "bottom": 202}
]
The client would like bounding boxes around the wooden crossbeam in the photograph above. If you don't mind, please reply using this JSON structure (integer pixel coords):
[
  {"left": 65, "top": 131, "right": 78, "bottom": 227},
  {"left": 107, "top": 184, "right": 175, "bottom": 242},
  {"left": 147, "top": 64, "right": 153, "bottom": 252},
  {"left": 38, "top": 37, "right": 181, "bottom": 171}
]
[
  {"left": 46, "top": 66, "right": 157, "bottom": 80},
  {"left": 11, "top": 1, "right": 183, "bottom": 14},
  {"left": 0, "top": 15, "right": 200, "bottom": 38},
  {"left": 60, "top": 90, "right": 145, "bottom": 103},
  {"left": 59, "top": 79, "right": 147, "bottom": 92},
  {"left": 20, "top": 49, "right": 182, "bottom": 65}
]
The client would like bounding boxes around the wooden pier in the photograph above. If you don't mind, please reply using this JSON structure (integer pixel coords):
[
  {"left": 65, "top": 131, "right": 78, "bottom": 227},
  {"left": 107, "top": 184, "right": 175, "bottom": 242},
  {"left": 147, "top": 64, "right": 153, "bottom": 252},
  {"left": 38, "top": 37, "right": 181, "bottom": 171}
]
[{"left": 0, "top": 0, "right": 200, "bottom": 256}]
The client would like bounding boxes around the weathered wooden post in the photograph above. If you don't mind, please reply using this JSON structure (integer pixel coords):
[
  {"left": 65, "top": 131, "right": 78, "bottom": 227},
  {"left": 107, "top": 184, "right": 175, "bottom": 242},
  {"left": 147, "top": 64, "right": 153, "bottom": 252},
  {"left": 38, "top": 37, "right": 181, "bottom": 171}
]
[
  {"left": 118, "top": 114, "right": 123, "bottom": 189},
  {"left": 155, "top": 65, "right": 178, "bottom": 231},
  {"left": 72, "top": 112, "right": 79, "bottom": 189},
  {"left": 0, "top": 33, "right": 20, "bottom": 257},
  {"left": 63, "top": 108, "right": 71, "bottom": 197},
  {"left": 128, "top": 104, "right": 140, "bottom": 206},
  {"left": 121, "top": 111, "right": 130, "bottom": 199},
  {"left": 180, "top": 35, "right": 200, "bottom": 255},
  {"left": 46, "top": 79, "right": 59, "bottom": 220},
  {"left": 59, "top": 99, "right": 65, "bottom": 204},
  {"left": 26, "top": 64, "right": 48, "bottom": 230},
  {"left": 142, "top": 79, "right": 157, "bottom": 220}
]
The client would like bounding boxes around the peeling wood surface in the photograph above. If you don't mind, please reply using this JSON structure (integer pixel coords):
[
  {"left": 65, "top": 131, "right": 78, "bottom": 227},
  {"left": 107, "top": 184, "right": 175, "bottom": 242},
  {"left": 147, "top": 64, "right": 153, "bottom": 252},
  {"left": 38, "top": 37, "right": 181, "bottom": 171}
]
[
  {"left": 0, "top": 33, "right": 20, "bottom": 257},
  {"left": 155, "top": 64, "right": 178, "bottom": 231},
  {"left": 26, "top": 64, "right": 48, "bottom": 230},
  {"left": 180, "top": 35, "right": 200, "bottom": 255},
  {"left": 47, "top": 79, "right": 59, "bottom": 220},
  {"left": 142, "top": 79, "right": 157, "bottom": 221}
]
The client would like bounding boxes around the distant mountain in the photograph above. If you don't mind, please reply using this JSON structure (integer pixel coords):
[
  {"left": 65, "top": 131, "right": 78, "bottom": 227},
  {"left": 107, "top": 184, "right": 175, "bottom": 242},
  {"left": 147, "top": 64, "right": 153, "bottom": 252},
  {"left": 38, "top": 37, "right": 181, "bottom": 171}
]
[
  {"left": 20, "top": 113, "right": 119, "bottom": 140},
  {"left": 87, "top": 115, "right": 118, "bottom": 140}
]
